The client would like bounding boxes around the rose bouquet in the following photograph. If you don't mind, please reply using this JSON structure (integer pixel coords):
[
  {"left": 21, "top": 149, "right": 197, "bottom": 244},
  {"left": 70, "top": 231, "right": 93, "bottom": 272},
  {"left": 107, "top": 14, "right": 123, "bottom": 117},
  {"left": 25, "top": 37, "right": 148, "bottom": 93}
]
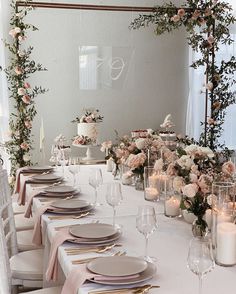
[{"left": 72, "top": 109, "right": 103, "bottom": 123}]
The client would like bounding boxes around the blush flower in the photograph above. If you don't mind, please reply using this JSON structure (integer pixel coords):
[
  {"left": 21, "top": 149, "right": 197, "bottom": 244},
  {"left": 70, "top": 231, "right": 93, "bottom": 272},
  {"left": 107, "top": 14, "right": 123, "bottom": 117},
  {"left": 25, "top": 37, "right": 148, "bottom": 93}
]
[
  {"left": 182, "top": 183, "right": 198, "bottom": 198},
  {"left": 17, "top": 88, "right": 26, "bottom": 95},
  {"left": 14, "top": 66, "right": 23, "bottom": 75},
  {"left": 127, "top": 153, "right": 146, "bottom": 170},
  {"left": 20, "top": 142, "right": 29, "bottom": 150},
  {"left": 171, "top": 15, "right": 180, "bottom": 22},
  {"left": 9, "top": 27, "right": 21, "bottom": 38},
  {"left": 198, "top": 175, "right": 212, "bottom": 194},
  {"left": 222, "top": 161, "right": 235, "bottom": 176},
  {"left": 24, "top": 82, "right": 31, "bottom": 89},
  {"left": 178, "top": 9, "right": 185, "bottom": 17},
  {"left": 22, "top": 95, "right": 31, "bottom": 104},
  {"left": 24, "top": 120, "right": 32, "bottom": 129}
]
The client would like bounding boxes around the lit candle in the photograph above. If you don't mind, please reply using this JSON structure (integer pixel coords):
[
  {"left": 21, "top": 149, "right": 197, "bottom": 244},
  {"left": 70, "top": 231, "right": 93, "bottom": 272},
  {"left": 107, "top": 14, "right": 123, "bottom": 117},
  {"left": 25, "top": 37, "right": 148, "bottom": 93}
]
[
  {"left": 165, "top": 196, "right": 181, "bottom": 217},
  {"left": 145, "top": 187, "right": 159, "bottom": 201},
  {"left": 217, "top": 211, "right": 232, "bottom": 223},
  {"left": 106, "top": 158, "right": 114, "bottom": 172},
  {"left": 216, "top": 222, "right": 236, "bottom": 265}
]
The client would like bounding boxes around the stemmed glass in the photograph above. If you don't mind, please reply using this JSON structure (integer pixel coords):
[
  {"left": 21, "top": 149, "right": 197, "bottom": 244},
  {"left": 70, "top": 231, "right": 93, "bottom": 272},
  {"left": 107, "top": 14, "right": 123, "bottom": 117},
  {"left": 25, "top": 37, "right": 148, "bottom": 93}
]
[
  {"left": 68, "top": 157, "right": 80, "bottom": 188},
  {"left": 187, "top": 237, "right": 215, "bottom": 294},
  {"left": 136, "top": 205, "right": 158, "bottom": 262},
  {"left": 89, "top": 168, "right": 103, "bottom": 206},
  {"left": 58, "top": 149, "right": 68, "bottom": 177},
  {"left": 106, "top": 182, "right": 123, "bottom": 226}
]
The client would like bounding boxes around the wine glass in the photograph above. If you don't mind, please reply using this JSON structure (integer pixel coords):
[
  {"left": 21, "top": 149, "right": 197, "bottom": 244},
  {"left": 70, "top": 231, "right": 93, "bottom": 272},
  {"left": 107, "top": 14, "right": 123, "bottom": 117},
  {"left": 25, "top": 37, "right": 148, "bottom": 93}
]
[
  {"left": 58, "top": 149, "right": 68, "bottom": 177},
  {"left": 187, "top": 237, "right": 215, "bottom": 294},
  {"left": 50, "top": 145, "right": 59, "bottom": 167},
  {"left": 89, "top": 168, "right": 103, "bottom": 206},
  {"left": 68, "top": 157, "right": 80, "bottom": 187},
  {"left": 136, "top": 205, "right": 158, "bottom": 262},
  {"left": 106, "top": 182, "right": 123, "bottom": 226}
]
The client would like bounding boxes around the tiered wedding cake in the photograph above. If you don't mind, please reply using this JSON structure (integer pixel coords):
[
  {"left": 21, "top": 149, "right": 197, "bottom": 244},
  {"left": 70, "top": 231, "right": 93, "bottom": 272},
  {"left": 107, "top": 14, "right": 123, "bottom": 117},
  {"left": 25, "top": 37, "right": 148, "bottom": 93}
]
[{"left": 72, "top": 109, "right": 103, "bottom": 145}]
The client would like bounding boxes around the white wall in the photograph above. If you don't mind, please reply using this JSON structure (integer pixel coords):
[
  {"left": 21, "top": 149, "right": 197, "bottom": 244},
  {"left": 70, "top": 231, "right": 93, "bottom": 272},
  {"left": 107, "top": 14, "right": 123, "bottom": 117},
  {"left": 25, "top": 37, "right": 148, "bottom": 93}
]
[{"left": 20, "top": 0, "right": 189, "bottom": 162}]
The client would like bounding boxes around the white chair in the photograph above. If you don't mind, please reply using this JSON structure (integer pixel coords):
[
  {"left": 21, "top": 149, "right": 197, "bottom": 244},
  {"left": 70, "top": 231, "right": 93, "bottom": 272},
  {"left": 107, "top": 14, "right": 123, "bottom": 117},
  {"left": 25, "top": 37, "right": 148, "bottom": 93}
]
[{"left": 0, "top": 169, "right": 46, "bottom": 293}]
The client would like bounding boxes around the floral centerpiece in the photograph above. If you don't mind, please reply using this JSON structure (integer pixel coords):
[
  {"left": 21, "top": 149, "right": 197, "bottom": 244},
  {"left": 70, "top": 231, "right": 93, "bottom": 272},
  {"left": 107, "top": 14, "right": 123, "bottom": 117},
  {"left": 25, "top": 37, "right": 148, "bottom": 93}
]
[
  {"left": 166, "top": 144, "right": 234, "bottom": 236},
  {"left": 72, "top": 135, "right": 93, "bottom": 146}
]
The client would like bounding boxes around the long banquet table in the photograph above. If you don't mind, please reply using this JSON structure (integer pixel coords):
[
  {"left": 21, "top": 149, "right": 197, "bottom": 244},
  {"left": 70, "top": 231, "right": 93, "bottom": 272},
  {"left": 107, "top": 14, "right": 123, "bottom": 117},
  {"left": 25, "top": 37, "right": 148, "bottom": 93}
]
[{"left": 21, "top": 164, "right": 236, "bottom": 294}]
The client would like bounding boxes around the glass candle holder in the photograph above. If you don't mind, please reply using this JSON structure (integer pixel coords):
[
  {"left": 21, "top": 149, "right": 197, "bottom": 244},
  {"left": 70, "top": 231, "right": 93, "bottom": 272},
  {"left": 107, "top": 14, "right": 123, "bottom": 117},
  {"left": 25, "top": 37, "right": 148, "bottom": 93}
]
[
  {"left": 144, "top": 167, "right": 160, "bottom": 202},
  {"left": 164, "top": 179, "right": 181, "bottom": 218},
  {"left": 211, "top": 182, "right": 236, "bottom": 266}
]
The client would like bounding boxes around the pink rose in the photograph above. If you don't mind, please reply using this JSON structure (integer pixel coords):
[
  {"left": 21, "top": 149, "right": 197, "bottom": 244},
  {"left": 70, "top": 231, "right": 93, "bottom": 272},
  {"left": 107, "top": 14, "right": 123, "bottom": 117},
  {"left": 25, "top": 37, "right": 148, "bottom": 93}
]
[
  {"left": 14, "top": 66, "right": 23, "bottom": 75},
  {"left": 85, "top": 116, "right": 93, "bottom": 123},
  {"left": 207, "top": 118, "right": 215, "bottom": 125},
  {"left": 128, "top": 142, "right": 136, "bottom": 152},
  {"left": 222, "top": 161, "right": 235, "bottom": 176},
  {"left": 154, "top": 158, "right": 163, "bottom": 171},
  {"left": 166, "top": 162, "right": 176, "bottom": 176},
  {"left": 127, "top": 153, "right": 146, "bottom": 169},
  {"left": 73, "top": 136, "right": 86, "bottom": 145},
  {"left": 173, "top": 176, "right": 185, "bottom": 192},
  {"left": 192, "top": 10, "right": 201, "bottom": 20},
  {"left": 178, "top": 9, "right": 185, "bottom": 17},
  {"left": 22, "top": 95, "right": 31, "bottom": 104},
  {"left": 171, "top": 15, "right": 180, "bottom": 22},
  {"left": 189, "top": 173, "right": 198, "bottom": 183},
  {"left": 207, "top": 35, "right": 215, "bottom": 44},
  {"left": 182, "top": 183, "right": 198, "bottom": 198},
  {"left": 198, "top": 174, "right": 212, "bottom": 194},
  {"left": 24, "top": 120, "right": 32, "bottom": 129},
  {"left": 206, "top": 82, "right": 213, "bottom": 91},
  {"left": 24, "top": 82, "right": 31, "bottom": 89},
  {"left": 17, "top": 88, "right": 26, "bottom": 95},
  {"left": 20, "top": 142, "right": 29, "bottom": 150}
]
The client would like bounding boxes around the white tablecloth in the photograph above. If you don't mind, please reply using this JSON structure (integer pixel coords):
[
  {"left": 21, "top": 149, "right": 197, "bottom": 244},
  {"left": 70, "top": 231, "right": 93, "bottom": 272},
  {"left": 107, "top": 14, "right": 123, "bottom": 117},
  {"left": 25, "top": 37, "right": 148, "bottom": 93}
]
[{"left": 21, "top": 164, "right": 236, "bottom": 294}]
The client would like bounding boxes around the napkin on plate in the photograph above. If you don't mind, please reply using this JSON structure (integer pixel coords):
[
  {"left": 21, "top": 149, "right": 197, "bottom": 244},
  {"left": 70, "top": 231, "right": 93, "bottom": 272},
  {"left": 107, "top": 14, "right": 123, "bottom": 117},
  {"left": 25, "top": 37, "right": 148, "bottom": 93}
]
[{"left": 61, "top": 264, "right": 139, "bottom": 294}]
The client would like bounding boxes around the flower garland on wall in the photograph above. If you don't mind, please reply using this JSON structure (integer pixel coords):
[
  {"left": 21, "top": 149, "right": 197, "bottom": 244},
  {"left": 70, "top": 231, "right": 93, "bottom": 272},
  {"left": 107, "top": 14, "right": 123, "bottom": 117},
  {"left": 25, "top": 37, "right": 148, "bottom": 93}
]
[
  {"left": 130, "top": 0, "right": 236, "bottom": 151},
  {"left": 4, "top": 0, "right": 47, "bottom": 180}
]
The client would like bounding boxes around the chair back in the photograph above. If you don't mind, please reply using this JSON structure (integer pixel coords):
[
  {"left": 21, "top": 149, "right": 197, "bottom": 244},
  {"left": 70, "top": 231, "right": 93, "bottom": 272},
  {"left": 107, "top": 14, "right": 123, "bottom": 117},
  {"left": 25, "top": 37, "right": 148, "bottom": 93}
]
[{"left": 0, "top": 169, "right": 18, "bottom": 256}]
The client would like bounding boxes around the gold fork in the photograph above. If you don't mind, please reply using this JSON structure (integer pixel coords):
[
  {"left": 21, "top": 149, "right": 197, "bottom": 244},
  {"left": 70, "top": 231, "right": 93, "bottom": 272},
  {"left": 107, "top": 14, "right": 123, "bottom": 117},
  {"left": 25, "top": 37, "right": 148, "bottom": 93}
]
[
  {"left": 71, "top": 251, "right": 126, "bottom": 264},
  {"left": 65, "top": 244, "right": 122, "bottom": 253},
  {"left": 66, "top": 244, "right": 116, "bottom": 255},
  {"left": 48, "top": 211, "right": 91, "bottom": 220}
]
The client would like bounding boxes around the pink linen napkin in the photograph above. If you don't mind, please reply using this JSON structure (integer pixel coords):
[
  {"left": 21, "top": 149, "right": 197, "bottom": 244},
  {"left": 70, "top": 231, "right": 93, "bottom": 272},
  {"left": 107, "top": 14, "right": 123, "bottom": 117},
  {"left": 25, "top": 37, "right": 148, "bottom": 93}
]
[
  {"left": 17, "top": 173, "right": 31, "bottom": 205},
  {"left": 61, "top": 264, "right": 96, "bottom": 294},
  {"left": 14, "top": 167, "right": 27, "bottom": 194},
  {"left": 24, "top": 190, "right": 42, "bottom": 218},
  {"left": 61, "top": 264, "right": 139, "bottom": 294},
  {"left": 32, "top": 204, "right": 52, "bottom": 246},
  {"left": 46, "top": 228, "right": 76, "bottom": 282}
]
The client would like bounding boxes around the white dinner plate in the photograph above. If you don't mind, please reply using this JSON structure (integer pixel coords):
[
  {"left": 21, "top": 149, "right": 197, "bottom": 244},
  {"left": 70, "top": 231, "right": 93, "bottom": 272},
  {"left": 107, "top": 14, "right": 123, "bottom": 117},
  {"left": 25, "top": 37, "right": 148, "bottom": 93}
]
[
  {"left": 88, "top": 261, "right": 156, "bottom": 285},
  {"left": 28, "top": 165, "right": 53, "bottom": 171},
  {"left": 31, "top": 174, "right": 62, "bottom": 182},
  {"left": 87, "top": 256, "right": 147, "bottom": 277},
  {"left": 50, "top": 199, "right": 91, "bottom": 210},
  {"left": 44, "top": 185, "right": 76, "bottom": 194},
  {"left": 69, "top": 223, "right": 118, "bottom": 239}
]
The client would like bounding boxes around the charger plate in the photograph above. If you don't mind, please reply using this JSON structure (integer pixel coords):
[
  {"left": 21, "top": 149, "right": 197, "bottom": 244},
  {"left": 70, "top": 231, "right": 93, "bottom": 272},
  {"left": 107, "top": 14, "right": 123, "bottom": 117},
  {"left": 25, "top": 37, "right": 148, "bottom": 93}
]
[
  {"left": 88, "top": 262, "right": 156, "bottom": 285},
  {"left": 87, "top": 256, "right": 147, "bottom": 277},
  {"left": 44, "top": 185, "right": 76, "bottom": 194},
  {"left": 50, "top": 199, "right": 90, "bottom": 210}
]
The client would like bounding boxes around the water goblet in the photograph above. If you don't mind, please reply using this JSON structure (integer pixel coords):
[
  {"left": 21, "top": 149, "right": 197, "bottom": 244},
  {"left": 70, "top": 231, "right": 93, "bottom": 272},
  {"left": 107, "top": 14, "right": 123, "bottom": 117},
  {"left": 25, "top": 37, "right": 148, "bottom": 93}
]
[
  {"left": 106, "top": 182, "right": 123, "bottom": 226},
  {"left": 68, "top": 157, "right": 80, "bottom": 187},
  {"left": 89, "top": 168, "right": 103, "bottom": 206},
  {"left": 187, "top": 237, "right": 215, "bottom": 294},
  {"left": 136, "top": 205, "right": 158, "bottom": 263}
]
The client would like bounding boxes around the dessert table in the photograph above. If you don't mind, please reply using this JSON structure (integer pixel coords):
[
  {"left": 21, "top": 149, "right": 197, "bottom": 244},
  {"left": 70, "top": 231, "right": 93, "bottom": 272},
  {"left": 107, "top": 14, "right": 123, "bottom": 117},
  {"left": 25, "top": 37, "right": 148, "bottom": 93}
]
[{"left": 20, "top": 165, "right": 236, "bottom": 294}]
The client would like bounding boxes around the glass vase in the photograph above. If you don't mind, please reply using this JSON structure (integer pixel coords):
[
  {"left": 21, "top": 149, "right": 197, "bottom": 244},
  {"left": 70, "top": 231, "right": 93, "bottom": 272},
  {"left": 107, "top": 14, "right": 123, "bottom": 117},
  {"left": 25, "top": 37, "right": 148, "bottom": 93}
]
[
  {"left": 112, "top": 164, "right": 121, "bottom": 180},
  {"left": 135, "top": 174, "right": 144, "bottom": 191},
  {"left": 144, "top": 167, "right": 160, "bottom": 202},
  {"left": 211, "top": 182, "right": 236, "bottom": 266}
]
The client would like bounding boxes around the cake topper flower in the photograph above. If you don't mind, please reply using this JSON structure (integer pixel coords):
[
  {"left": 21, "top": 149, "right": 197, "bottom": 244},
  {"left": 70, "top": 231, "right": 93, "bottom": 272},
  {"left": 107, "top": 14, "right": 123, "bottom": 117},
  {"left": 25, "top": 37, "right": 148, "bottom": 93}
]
[{"left": 160, "top": 114, "right": 175, "bottom": 129}]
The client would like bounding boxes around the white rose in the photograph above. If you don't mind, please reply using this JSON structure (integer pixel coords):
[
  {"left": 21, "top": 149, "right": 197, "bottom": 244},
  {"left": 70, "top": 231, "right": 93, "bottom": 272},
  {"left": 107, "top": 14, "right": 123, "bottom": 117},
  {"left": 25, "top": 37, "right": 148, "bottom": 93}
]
[
  {"left": 177, "top": 155, "right": 194, "bottom": 169},
  {"left": 199, "top": 147, "right": 214, "bottom": 158},
  {"left": 189, "top": 173, "right": 198, "bottom": 183},
  {"left": 154, "top": 158, "right": 163, "bottom": 171},
  {"left": 185, "top": 144, "right": 198, "bottom": 155},
  {"left": 17, "top": 87, "right": 26, "bottom": 95},
  {"left": 135, "top": 138, "right": 146, "bottom": 150},
  {"left": 182, "top": 183, "right": 198, "bottom": 198},
  {"left": 23, "top": 154, "right": 31, "bottom": 162},
  {"left": 173, "top": 176, "right": 185, "bottom": 193}
]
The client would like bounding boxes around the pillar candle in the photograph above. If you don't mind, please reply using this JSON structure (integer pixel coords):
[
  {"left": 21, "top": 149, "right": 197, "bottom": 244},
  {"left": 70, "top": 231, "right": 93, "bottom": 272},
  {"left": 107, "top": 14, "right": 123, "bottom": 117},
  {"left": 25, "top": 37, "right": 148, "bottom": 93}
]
[
  {"left": 216, "top": 222, "right": 236, "bottom": 265},
  {"left": 217, "top": 211, "right": 232, "bottom": 223},
  {"left": 165, "top": 196, "right": 181, "bottom": 217}
]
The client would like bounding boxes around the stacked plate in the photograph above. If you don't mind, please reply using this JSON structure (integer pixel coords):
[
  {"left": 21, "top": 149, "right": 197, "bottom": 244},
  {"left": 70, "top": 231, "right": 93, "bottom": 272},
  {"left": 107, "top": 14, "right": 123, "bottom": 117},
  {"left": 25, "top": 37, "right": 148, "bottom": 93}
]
[
  {"left": 48, "top": 199, "right": 94, "bottom": 215},
  {"left": 68, "top": 223, "right": 122, "bottom": 245},
  {"left": 23, "top": 166, "right": 54, "bottom": 173},
  {"left": 30, "top": 173, "right": 62, "bottom": 183},
  {"left": 42, "top": 185, "right": 79, "bottom": 198},
  {"left": 87, "top": 256, "right": 156, "bottom": 285}
]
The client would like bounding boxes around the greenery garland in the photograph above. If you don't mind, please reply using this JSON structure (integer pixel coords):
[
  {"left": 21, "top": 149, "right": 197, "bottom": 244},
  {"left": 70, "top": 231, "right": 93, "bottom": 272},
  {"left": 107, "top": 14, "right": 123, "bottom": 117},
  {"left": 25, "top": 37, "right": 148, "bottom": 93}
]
[
  {"left": 4, "top": 0, "right": 47, "bottom": 180},
  {"left": 130, "top": 0, "right": 236, "bottom": 151}
]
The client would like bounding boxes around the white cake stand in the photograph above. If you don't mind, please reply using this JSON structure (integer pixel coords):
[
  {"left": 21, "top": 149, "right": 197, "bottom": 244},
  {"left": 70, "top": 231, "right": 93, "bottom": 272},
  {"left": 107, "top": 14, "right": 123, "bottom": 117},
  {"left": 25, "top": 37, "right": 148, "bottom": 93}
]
[{"left": 72, "top": 144, "right": 96, "bottom": 160}]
